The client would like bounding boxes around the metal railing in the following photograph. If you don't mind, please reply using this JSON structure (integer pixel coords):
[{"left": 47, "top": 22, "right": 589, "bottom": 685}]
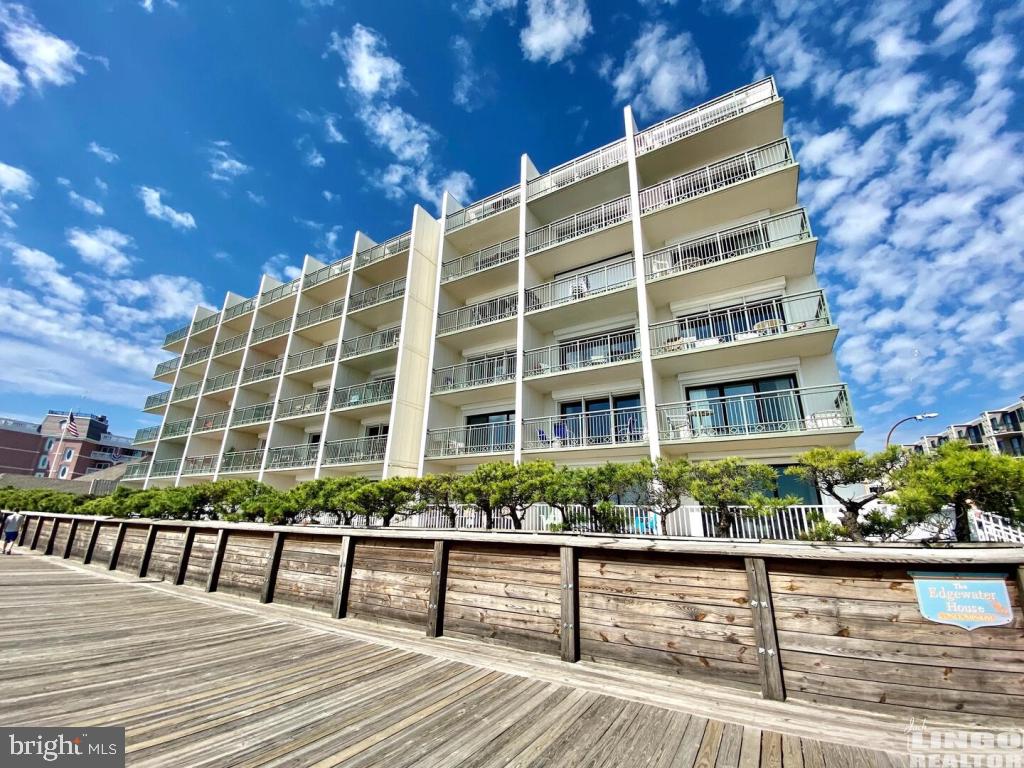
[
  {"left": 644, "top": 209, "right": 812, "bottom": 281},
  {"left": 231, "top": 402, "right": 274, "bottom": 426},
  {"left": 355, "top": 232, "right": 411, "bottom": 269},
  {"left": 171, "top": 381, "right": 201, "bottom": 402},
  {"left": 696, "top": 505, "right": 819, "bottom": 539},
  {"left": 446, "top": 186, "right": 519, "bottom": 231},
  {"left": 162, "top": 418, "right": 192, "bottom": 439},
  {"left": 134, "top": 426, "right": 161, "bottom": 443},
  {"left": 219, "top": 449, "right": 264, "bottom": 473},
  {"left": 260, "top": 278, "right": 300, "bottom": 305},
  {"left": 333, "top": 378, "right": 395, "bottom": 409},
  {"left": 348, "top": 277, "right": 406, "bottom": 312},
  {"left": 340, "top": 327, "right": 400, "bottom": 358},
  {"left": 287, "top": 343, "right": 337, "bottom": 372},
  {"left": 973, "top": 510, "right": 1024, "bottom": 544},
  {"left": 123, "top": 462, "right": 150, "bottom": 480},
  {"left": 193, "top": 410, "right": 229, "bottom": 432},
  {"left": 164, "top": 325, "right": 189, "bottom": 347},
  {"left": 149, "top": 458, "right": 182, "bottom": 478},
  {"left": 437, "top": 293, "right": 517, "bottom": 335},
  {"left": 181, "top": 454, "right": 218, "bottom": 476},
  {"left": 266, "top": 442, "right": 321, "bottom": 470},
  {"left": 522, "top": 407, "right": 646, "bottom": 450},
  {"left": 214, "top": 331, "right": 248, "bottom": 357},
  {"left": 425, "top": 423, "right": 515, "bottom": 457},
  {"left": 525, "top": 195, "right": 630, "bottom": 254},
  {"left": 432, "top": 355, "right": 516, "bottom": 392},
  {"left": 525, "top": 259, "right": 635, "bottom": 313},
  {"left": 204, "top": 370, "right": 239, "bottom": 393},
  {"left": 144, "top": 391, "right": 170, "bottom": 410},
  {"left": 441, "top": 237, "right": 518, "bottom": 283},
  {"left": 639, "top": 139, "right": 793, "bottom": 216},
  {"left": 635, "top": 77, "right": 777, "bottom": 155},
  {"left": 277, "top": 391, "right": 330, "bottom": 419},
  {"left": 193, "top": 314, "right": 220, "bottom": 334},
  {"left": 657, "top": 384, "right": 855, "bottom": 441},
  {"left": 251, "top": 316, "right": 292, "bottom": 344},
  {"left": 295, "top": 298, "right": 345, "bottom": 330},
  {"left": 523, "top": 329, "right": 640, "bottom": 377},
  {"left": 240, "top": 357, "right": 284, "bottom": 384},
  {"left": 527, "top": 139, "right": 628, "bottom": 199},
  {"left": 223, "top": 297, "right": 256, "bottom": 321},
  {"left": 322, "top": 435, "right": 387, "bottom": 465},
  {"left": 649, "top": 291, "right": 830, "bottom": 355},
  {"left": 305, "top": 258, "right": 351, "bottom": 287},
  {"left": 154, "top": 356, "right": 180, "bottom": 377},
  {"left": 181, "top": 345, "right": 211, "bottom": 368}
]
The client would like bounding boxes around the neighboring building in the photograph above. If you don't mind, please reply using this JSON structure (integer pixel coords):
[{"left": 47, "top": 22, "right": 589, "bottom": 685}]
[
  {"left": 126, "top": 78, "right": 860, "bottom": 503},
  {"left": 904, "top": 396, "right": 1024, "bottom": 457},
  {"left": 0, "top": 418, "right": 49, "bottom": 475}
]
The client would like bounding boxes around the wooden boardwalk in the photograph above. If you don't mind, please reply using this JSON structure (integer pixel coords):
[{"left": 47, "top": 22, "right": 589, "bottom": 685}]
[{"left": 0, "top": 552, "right": 917, "bottom": 767}]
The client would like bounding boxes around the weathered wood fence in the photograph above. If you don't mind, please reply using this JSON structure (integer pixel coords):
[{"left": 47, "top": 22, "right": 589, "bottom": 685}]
[{"left": 15, "top": 512, "right": 1024, "bottom": 721}]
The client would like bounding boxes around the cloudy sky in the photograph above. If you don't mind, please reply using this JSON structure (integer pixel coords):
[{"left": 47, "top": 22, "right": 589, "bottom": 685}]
[{"left": 0, "top": 0, "right": 1021, "bottom": 447}]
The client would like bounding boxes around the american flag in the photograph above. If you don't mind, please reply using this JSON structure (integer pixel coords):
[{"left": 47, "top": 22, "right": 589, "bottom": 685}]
[{"left": 65, "top": 411, "right": 79, "bottom": 438}]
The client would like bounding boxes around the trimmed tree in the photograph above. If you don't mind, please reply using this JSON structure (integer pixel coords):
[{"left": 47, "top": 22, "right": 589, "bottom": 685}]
[
  {"left": 644, "top": 457, "right": 693, "bottom": 536},
  {"left": 352, "top": 477, "right": 419, "bottom": 527},
  {"left": 688, "top": 458, "right": 796, "bottom": 538},
  {"left": 417, "top": 472, "right": 463, "bottom": 527},
  {"left": 454, "top": 462, "right": 511, "bottom": 530}
]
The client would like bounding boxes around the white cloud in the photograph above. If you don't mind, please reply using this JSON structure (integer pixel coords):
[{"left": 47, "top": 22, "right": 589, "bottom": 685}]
[
  {"left": 262, "top": 253, "right": 302, "bottom": 282},
  {"left": 520, "top": 0, "right": 592, "bottom": 65},
  {"left": 322, "top": 189, "right": 337, "bottom": 202},
  {"left": 0, "top": 159, "right": 34, "bottom": 227},
  {"left": 87, "top": 141, "right": 118, "bottom": 163},
  {"left": 208, "top": 141, "right": 252, "bottom": 182},
  {"left": 94, "top": 177, "right": 108, "bottom": 193},
  {"left": 605, "top": 23, "right": 707, "bottom": 118},
  {"left": 296, "top": 135, "right": 326, "bottom": 168},
  {"left": 137, "top": 186, "right": 196, "bottom": 230},
  {"left": 0, "top": 54, "right": 21, "bottom": 104},
  {"left": 139, "top": 0, "right": 178, "bottom": 12},
  {"left": 933, "top": 0, "right": 979, "bottom": 47},
  {"left": 0, "top": 2, "right": 85, "bottom": 90},
  {"left": 66, "top": 226, "right": 134, "bottom": 275},
  {"left": 246, "top": 190, "right": 266, "bottom": 205},
  {"left": 8, "top": 243, "right": 85, "bottom": 304},
  {"left": 329, "top": 23, "right": 404, "bottom": 100},
  {"left": 357, "top": 103, "right": 435, "bottom": 164},
  {"left": 324, "top": 114, "right": 345, "bottom": 143},
  {"left": 452, "top": 35, "right": 484, "bottom": 111},
  {"left": 464, "top": 0, "right": 518, "bottom": 21},
  {"left": 68, "top": 189, "right": 104, "bottom": 216}
]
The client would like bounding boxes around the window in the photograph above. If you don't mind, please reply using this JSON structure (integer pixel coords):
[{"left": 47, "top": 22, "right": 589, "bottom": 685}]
[
  {"left": 686, "top": 375, "right": 800, "bottom": 435},
  {"left": 557, "top": 394, "right": 643, "bottom": 445},
  {"left": 366, "top": 424, "right": 389, "bottom": 438},
  {"left": 63, "top": 448, "right": 75, "bottom": 462},
  {"left": 771, "top": 465, "right": 821, "bottom": 505},
  {"left": 58, "top": 466, "right": 69, "bottom": 479},
  {"left": 44, "top": 437, "right": 55, "bottom": 451},
  {"left": 465, "top": 412, "right": 514, "bottom": 452},
  {"left": 37, "top": 455, "right": 49, "bottom": 469}
]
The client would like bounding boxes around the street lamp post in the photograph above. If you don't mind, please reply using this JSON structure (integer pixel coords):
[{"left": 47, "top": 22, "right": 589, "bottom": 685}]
[{"left": 885, "top": 413, "right": 940, "bottom": 448}]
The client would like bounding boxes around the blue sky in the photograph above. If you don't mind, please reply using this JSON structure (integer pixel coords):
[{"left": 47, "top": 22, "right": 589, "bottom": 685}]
[{"left": 0, "top": 0, "right": 1021, "bottom": 448}]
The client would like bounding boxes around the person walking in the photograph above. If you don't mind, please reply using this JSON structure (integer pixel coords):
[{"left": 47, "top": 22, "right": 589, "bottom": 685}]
[{"left": 3, "top": 510, "right": 24, "bottom": 554}]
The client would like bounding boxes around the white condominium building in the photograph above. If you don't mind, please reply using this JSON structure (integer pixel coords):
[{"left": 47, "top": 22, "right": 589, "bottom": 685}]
[
  {"left": 905, "top": 396, "right": 1024, "bottom": 458},
  {"left": 125, "top": 78, "right": 860, "bottom": 501}
]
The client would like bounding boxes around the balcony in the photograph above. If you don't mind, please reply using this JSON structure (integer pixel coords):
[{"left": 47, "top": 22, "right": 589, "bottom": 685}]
[
  {"left": 144, "top": 391, "right": 170, "bottom": 411},
  {"left": 181, "top": 345, "right": 212, "bottom": 368},
  {"left": 657, "top": 384, "right": 858, "bottom": 451},
  {"left": 348, "top": 277, "right": 406, "bottom": 313},
  {"left": 440, "top": 237, "right": 518, "bottom": 285},
  {"left": 277, "top": 391, "right": 330, "bottom": 420},
  {"left": 266, "top": 442, "right": 320, "bottom": 470},
  {"left": 134, "top": 425, "right": 161, "bottom": 444},
  {"left": 164, "top": 324, "right": 189, "bottom": 348},
  {"left": 261, "top": 278, "right": 300, "bottom": 306},
  {"left": 219, "top": 448, "right": 264, "bottom": 474},
  {"left": 240, "top": 357, "right": 283, "bottom": 385},
  {"left": 425, "top": 423, "right": 514, "bottom": 459},
  {"left": 286, "top": 343, "right": 337, "bottom": 373},
  {"left": 90, "top": 450, "right": 127, "bottom": 462},
  {"left": 162, "top": 417, "right": 192, "bottom": 439},
  {"left": 149, "top": 458, "right": 181, "bottom": 478},
  {"left": 340, "top": 327, "right": 400, "bottom": 360},
  {"left": 171, "top": 381, "right": 201, "bottom": 402},
  {"left": 446, "top": 186, "right": 519, "bottom": 232},
  {"left": 524, "top": 329, "right": 640, "bottom": 379},
  {"left": 154, "top": 356, "right": 180, "bottom": 378},
  {"left": 525, "top": 258, "right": 635, "bottom": 324},
  {"left": 232, "top": 402, "right": 274, "bottom": 426},
  {"left": 181, "top": 454, "right": 218, "bottom": 476},
  {"left": 193, "top": 314, "right": 220, "bottom": 334},
  {"left": 305, "top": 257, "right": 350, "bottom": 288},
  {"left": 123, "top": 462, "right": 150, "bottom": 480},
  {"left": 526, "top": 195, "right": 630, "bottom": 255},
  {"left": 437, "top": 293, "right": 517, "bottom": 337},
  {"left": 333, "top": 378, "right": 395, "bottom": 410},
  {"left": 355, "top": 232, "right": 411, "bottom": 270},
  {"left": 527, "top": 139, "right": 627, "bottom": 200},
  {"left": 522, "top": 407, "right": 647, "bottom": 452},
  {"left": 223, "top": 297, "right": 256, "bottom": 321},
  {"left": 251, "top": 317, "right": 292, "bottom": 344},
  {"left": 649, "top": 290, "right": 835, "bottom": 373},
  {"left": 205, "top": 370, "right": 239, "bottom": 394},
  {"left": 295, "top": 298, "right": 345, "bottom": 330},
  {"left": 322, "top": 435, "right": 387, "bottom": 465},
  {"left": 193, "top": 409, "right": 229, "bottom": 433},
  {"left": 432, "top": 355, "right": 515, "bottom": 394},
  {"left": 214, "top": 332, "right": 248, "bottom": 357}
]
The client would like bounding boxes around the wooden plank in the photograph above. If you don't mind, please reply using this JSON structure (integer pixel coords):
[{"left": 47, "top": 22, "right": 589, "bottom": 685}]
[
  {"left": 426, "top": 540, "right": 449, "bottom": 638},
  {"left": 138, "top": 524, "right": 158, "bottom": 578},
  {"left": 62, "top": 519, "right": 78, "bottom": 559},
  {"left": 560, "top": 545, "right": 579, "bottom": 663},
  {"left": 82, "top": 520, "right": 101, "bottom": 564},
  {"left": 175, "top": 527, "right": 195, "bottom": 585},
  {"left": 737, "top": 726, "right": 761, "bottom": 768},
  {"left": 1017, "top": 566, "right": 1023, "bottom": 612},
  {"left": 43, "top": 518, "right": 59, "bottom": 556},
  {"left": 260, "top": 532, "right": 285, "bottom": 604},
  {"left": 782, "top": 733, "right": 804, "bottom": 768},
  {"left": 746, "top": 557, "right": 785, "bottom": 701},
  {"left": 107, "top": 522, "right": 127, "bottom": 571},
  {"left": 332, "top": 536, "right": 354, "bottom": 619},
  {"left": 206, "top": 529, "right": 228, "bottom": 593}
]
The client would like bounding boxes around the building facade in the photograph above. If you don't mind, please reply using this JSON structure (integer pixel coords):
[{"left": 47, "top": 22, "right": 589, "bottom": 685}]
[
  {"left": 126, "top": 78, "right": 861, "bottom": 499},
  {"left": 905, "top": 395, "right": 1024, "bottom": 458}
]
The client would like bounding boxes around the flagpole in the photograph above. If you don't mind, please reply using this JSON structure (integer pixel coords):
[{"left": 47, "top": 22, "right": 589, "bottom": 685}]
[{"left": 50, "top": 419, "right": 68, "bottom": 480}]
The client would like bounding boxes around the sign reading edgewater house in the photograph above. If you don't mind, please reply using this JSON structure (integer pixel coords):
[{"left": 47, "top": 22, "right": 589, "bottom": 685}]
[{"left": 909, "top": 572, "right": 1013, "bottom": 631}]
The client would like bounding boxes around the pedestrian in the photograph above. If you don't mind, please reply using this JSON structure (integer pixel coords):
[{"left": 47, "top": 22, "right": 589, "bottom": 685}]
[{"left": 3, "top": 510, "right": 24, "bottom": 555}]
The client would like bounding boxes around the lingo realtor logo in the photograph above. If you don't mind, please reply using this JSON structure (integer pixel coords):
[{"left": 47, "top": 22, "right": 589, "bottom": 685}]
[{"left": 1, "top": 728, "right": 124, "bottom": 767}]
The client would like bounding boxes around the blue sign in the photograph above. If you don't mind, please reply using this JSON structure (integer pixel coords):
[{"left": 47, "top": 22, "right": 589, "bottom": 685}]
[{"left": 909, "top": 572, "right": 1013, "bottom": 631}]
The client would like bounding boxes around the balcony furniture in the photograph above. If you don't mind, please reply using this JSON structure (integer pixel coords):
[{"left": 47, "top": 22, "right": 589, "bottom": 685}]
[
  {"left": 735, "top": 331, "right": 760, "bottom": 341},
  {"left": 689, "top": 407, "right": 715, "bottom": 435},
  {"left": 810, "top": 411, "right": 845, "bottom": 429},
  {"left": 589, "top": 353, "right": 607, "bottom": 364},
  {"left": 693, "top": 337, "right": 721, "bottom": 348},
  {"left": 667, "top": 415, "right": 691, "bottom": 440},
  {"left": 529, "top": 362, "right": 551, "bottom": 376},
  {"left": 448, "top": 439, "right": 466, "bottom": 454},
  {"left": 650, "top": 254, "right": 672, "bottom": 274},
  {"left": 753, "top": 318, "right": 782, "bottom": 334},
  {"left": 553, "top": 422, "right": 569, "bottom": 445}
]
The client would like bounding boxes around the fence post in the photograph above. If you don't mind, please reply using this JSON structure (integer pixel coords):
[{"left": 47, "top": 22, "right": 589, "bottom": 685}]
[
  {"left": 108, "top": 523, "right": 127, "bottom": 571},
  {"left": 426, "top": 540, "right": 449, "bottom": 638},
  {"left": 138, "top": 524, "right": 158, "bottom": 578},
  {"left": 30, "top": 517, "right": 44, "bottom": 550},
  {"left": 175, "top": 527, "right": 195, "bottom": 585},
  {"left": 1017, "top": 566, "right": 1023, "bottom": 612},
  {"left": 332, "top": 536, "right": 354, "bottom": 619},
  {"left": 44, "top": 519, "right": 59, "bottom": 556},
  {"left": 206, "top": 529, "right": 228, "bottom": 593},
  {"left": 260, "top": 531, "right": 285, "bottom": 604},
  {"left": 63, "top": 519, "right": 78, "bottom": 559},
  {"left": 18, "top": 515, "right": 31, "bottom": 547},
  {"left": 83, "top": 521, "right": 101, "bottom": 564},
  {"left": 745, "top": 557, "right": 785, "bottom": 701},
  {"left": 560, "top": 546, "right": 579, "bottom": 662}
]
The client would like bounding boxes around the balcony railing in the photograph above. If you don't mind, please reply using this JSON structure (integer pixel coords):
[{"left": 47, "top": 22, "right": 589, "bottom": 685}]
[
  {"left": 525, "top": 259, "right": 635, "bottom": 313},
  {"left": 182, "top": 345, "right": 211, "bottom": 368},
  {"left": 154, "top": 356, "right": 179, "bottom": 377},
  {"left": 295, "top": 298, "right": 345, "bottom": 330},
  {"left": 286, "top": 343, "right": 337, "bottom": 372},
  {"left": 341, "top": 327, "right": 400, "bottom": 358},
  {"left": 644, "top": 209, "right": 811, "bottom": 281},
  {"left": 355, "top": 232, "right": 411, "bottom": 269},
  {"left": 649, "top": 290, "right": 831, "bottom": 355},
  {"left": 635, "top": 77, "right": 777, "bottom": 156},
  {"left": 432, "top": 355, "right": 516, "bottom": 392},
  {"left": 639, "top": 139, "right": 793, "bottom": 216},
  {"left": 193, "top": 314, "right": 220, "bottom": 334},
  {"left": 219, "top": 449, "right": 264, "bottom": 473},
  {"left": 204, "top": 370, "right": 239, "bottom": 393},
  {"left": 193, "top": 409, "right": 229, "bottom": 432},
  {"left": 144, "top": 391, "right": 170, "bottom": 410},
  {"left": 441, "top": 237, "right": 518, "bottom": 283},
  {"left": 162, "top": 417, "right": 192, "bottom": 439},
  {"left": 149, "top": 458, "right": 181, "bottom": 478},
  {"left": 348, "top": 278, "right": 406, "bottom": 312},
  {"left": 425, "top": 423, "right": 515, "bottom": 458},
  {"left": 214, "top": 331, "right": 248, "bottom": 357},
  {"left": 261, "top": 278, "right": 300, "bottom": 305},
  {"left": 522, "top": 407, "right": 646, "bottom": 450},
  {"left": 251, "top": 317, "right": 292, "bottom": 344},
  {"left": 527, "top": 139, "right": 627, "bottom": 199},
  {"left": 171, "top": 381, "right": 201, "bottom": 402},
  {"left": 134, "top": 425, "right": 161, "bottom": 444},
  {"left": 437, "top": 293, "right": 517, "bottom": 335},
  {"left": 305, "top": 257, "right": 351, "bottom": 288},
  {"left": 657, "top": 384, "right": 855, "bottom": 441},
  {"left": 524, "top": 329, "right": 640, "bottom": 377},
  {"left": 164, "top": 325, "right": 189, "bottom": 347},
  {"left": 525, "top": 195, "right": 630, "bottom": 254},
  {"left": 240, "top": 357, "right": 283, "bottom": 384},
  {"left": 266, "top": 442, "right": 321, "bottom": 470},
  {"left": 446, "top": 186, "right": 519, "bottom": 231},
  {"left": 277, "top": 391, "right": 330, "bottom": 419},
  {"left": 223, "top": 297, "right": 256, "bottom": 321},
  {"left": 333, "top": 378, "right": 395, "bottom": 409},
  {"left": 181, "top": 454, "right": 218, "bottom": 475},
  {"left": 322, "top": 435, "right": 387, "bottom": 465},
  {"left": 123, "top": 462, "right": 150, "bottom": 480},
  {"left": 232, "top": 402, "right": 274, "bottom": 426}
]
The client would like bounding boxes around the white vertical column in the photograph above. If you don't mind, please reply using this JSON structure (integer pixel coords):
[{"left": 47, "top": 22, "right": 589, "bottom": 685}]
[{"left": 513, "top": 154, "right": 536, "bottom": 465}]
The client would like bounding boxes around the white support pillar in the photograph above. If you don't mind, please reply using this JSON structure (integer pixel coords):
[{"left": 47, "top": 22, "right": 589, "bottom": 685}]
[{"left": 513, "top": 154, "right": 538, "bottom": 465}]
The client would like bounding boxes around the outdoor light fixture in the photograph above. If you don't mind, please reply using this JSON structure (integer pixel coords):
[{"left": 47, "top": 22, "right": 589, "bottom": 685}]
[{"left": 885, "top": 412, "right": 940, "bottom": 447}]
